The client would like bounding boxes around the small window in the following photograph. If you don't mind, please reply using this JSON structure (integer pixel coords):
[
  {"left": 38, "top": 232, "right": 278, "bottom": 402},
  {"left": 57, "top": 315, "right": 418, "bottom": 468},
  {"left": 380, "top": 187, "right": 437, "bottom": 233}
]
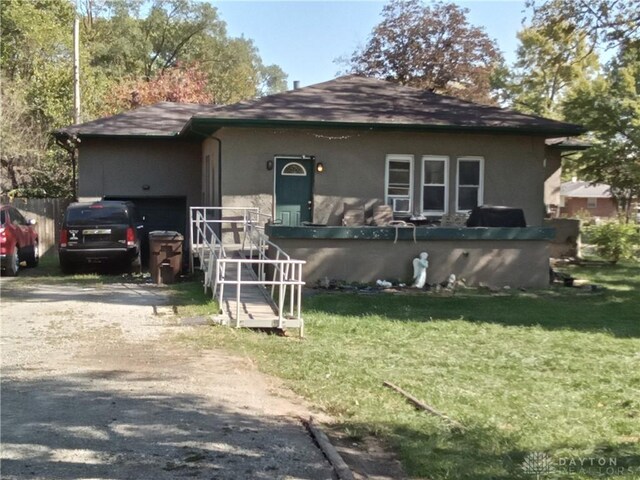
[
  {"left": 422, "top": 156, "right": 449, "bottom": 215},
  {"left": 456, "top": 157, "right": 484, "bottom": 212},
  {"left": 281, "top": 162, "right": 307, "bottom": 176},
  {"left": 587, "top": 197, "right": 598, "bottom": 209},
  {"left": 385, "top": 155, "right": 413, "bottom": 214}
]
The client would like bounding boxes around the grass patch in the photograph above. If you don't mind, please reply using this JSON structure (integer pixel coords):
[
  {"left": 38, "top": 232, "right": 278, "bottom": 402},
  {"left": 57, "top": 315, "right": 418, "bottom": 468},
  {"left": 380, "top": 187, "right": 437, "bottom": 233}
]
[
  {"left": 170, "top": 274, "right": 219, "bottom": 317},
  {"left": 180, "top": 262, "right": 639, "bottom": 478},
  {"left": 6, "top": 253, "right": 150, "bottom": 286}
]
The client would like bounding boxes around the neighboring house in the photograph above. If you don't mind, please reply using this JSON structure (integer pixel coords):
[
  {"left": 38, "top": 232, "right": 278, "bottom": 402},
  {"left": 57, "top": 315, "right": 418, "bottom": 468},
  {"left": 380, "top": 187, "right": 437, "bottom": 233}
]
[
  {"left": 55, "top": 75, "right": 586, "bottom": 287},
  {"left": 560, "top": 179, "right": 617, "bottom": 219}
]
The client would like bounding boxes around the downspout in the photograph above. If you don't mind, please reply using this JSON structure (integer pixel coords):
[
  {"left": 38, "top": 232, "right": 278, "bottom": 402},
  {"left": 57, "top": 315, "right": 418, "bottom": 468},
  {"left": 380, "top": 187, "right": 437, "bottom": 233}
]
[{"left": 207, "top": 135, "right": 223, "bottom": 237}]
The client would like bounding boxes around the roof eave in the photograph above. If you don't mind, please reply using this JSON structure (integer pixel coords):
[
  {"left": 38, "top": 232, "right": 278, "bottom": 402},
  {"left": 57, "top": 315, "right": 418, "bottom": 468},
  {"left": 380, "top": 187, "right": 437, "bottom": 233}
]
[
  {"left": 186, "top": 117, "right": 586, "bottom": 137},
  {"left": 52, "top": 131, "right": 182, "bottom": 140},
  {"left": 547, "top": 143, "right": 591, "bottom": 152}
]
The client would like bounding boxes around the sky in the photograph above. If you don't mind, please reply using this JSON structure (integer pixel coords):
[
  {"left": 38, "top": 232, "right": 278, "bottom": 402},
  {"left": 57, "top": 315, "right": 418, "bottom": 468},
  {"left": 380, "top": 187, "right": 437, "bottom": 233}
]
[{"left": 213, "top": 0, "right": 528, "bottom": 89}]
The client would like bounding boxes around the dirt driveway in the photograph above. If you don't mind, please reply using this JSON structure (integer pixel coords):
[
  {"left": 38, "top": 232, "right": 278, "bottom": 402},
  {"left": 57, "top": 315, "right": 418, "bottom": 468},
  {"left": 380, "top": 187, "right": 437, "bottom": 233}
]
[{"left": 0, "top": 277, "right": 336, "bottom": 480}]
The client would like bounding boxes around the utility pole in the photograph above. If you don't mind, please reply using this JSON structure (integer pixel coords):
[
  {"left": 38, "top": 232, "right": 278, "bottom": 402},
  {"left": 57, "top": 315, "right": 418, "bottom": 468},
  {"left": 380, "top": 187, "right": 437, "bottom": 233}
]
[
  {"left": 73, "top": 13, "right": 81, "bottom": 124},
  {"left": 72, "top": 4, "right": 80, "bottom": 200}
]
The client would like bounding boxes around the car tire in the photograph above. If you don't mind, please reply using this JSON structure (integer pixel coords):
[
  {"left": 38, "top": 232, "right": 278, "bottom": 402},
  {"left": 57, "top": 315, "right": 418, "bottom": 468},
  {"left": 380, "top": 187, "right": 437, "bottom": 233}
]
[
  {"left": 25, "top": 241, "right": 39, "bottom": 267},
  {"left": 4, "top": 251, "right": 20, "bottom": 277}
]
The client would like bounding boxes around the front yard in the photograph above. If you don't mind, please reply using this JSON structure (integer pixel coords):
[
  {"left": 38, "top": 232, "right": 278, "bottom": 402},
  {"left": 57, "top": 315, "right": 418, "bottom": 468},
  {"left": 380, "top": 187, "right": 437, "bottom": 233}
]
[{"left": 179, "top": 262, "right": 640, "bottom": 479}]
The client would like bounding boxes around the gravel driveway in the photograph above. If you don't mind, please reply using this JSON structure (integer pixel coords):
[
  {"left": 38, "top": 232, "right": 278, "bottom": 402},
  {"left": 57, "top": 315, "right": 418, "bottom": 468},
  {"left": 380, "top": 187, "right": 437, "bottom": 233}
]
[{"left": 0, "top": 278, "right": 336, "bottom": 480}]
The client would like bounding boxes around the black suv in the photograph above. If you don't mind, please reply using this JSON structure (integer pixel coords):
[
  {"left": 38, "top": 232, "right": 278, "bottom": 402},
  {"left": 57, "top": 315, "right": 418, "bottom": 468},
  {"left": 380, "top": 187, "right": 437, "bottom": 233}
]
[{"left": 59, "top": 201, "right": 144, "bottom": 273}]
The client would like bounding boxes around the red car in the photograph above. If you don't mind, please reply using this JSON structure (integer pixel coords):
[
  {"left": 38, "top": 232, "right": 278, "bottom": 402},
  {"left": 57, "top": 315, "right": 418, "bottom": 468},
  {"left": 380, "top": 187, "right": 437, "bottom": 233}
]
[{"left": 0, "top": 205, "right": 39, "bottom": 276}]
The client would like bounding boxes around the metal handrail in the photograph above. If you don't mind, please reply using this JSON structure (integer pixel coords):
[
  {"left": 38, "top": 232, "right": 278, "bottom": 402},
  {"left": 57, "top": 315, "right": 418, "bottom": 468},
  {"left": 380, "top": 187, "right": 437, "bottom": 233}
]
[{"left": 189, "top": 206, "right": 305, "bottom": 335}]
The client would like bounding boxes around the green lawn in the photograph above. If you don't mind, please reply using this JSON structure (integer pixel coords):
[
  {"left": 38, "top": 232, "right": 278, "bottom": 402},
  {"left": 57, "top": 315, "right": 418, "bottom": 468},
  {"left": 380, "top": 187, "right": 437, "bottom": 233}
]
[
  {"left": 13, "top": 255, "right": 639, "bottom": 478},
  {"left": 178, "top": 261, "right": 640, "bottom": 479}
]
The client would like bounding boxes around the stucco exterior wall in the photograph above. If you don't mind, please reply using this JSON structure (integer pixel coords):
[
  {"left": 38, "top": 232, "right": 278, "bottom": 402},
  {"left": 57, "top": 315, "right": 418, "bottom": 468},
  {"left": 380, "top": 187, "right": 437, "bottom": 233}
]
[
  {"left": 78, "top": 138, "right": 201, "bottom": 206},
  {"left": 272, "top": 237, "right": 550, "bottom": 288},
  {"left": 544, "top": 148, "right": 562, "bottom": 209},
  {"left": 216, "top": 127, "right": 548, "bottom": 226}
]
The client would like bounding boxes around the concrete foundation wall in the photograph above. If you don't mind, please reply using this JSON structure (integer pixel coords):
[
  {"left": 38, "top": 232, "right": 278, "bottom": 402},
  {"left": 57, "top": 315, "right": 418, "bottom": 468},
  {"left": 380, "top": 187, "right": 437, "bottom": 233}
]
[
  {"left": 217, "top": 127, "right": 548, "bottom": 226},
  {"left": 273, "top": 238, "right": 550, "bottom": 288},
  {"left": 544, "top": 218, "right": 581, "bottom": 258}
]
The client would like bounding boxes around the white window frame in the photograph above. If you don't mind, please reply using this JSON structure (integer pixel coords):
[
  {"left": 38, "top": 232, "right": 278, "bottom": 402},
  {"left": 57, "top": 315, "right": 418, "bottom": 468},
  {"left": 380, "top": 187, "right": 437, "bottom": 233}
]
[
  {"left": 420, "top": 155, "right": 449, "bottom": 216},
  {"left": 587, "top": 197, "right": 598, "bottom": 209},
  {"left": 456, "top": 156, "right": 484, "bottom": 213},
  {"left": 385, "top": 154, "right": 414, "bottom": 214}
]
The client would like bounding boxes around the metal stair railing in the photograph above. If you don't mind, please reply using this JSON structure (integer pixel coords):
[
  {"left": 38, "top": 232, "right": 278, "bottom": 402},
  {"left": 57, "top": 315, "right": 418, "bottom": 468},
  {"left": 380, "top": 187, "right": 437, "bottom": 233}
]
[{"left": 189, "top": 207, "right": 306, "bottom": 335}]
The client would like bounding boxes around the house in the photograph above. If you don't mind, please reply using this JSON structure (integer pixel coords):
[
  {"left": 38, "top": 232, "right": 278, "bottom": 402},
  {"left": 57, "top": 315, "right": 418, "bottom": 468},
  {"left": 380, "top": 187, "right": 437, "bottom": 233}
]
[
  {"left": 55, "top": 75, "right": 586, "bottom": 288},
  {"left": 560, "top": 179, "right": 617, "bottom": 219}
]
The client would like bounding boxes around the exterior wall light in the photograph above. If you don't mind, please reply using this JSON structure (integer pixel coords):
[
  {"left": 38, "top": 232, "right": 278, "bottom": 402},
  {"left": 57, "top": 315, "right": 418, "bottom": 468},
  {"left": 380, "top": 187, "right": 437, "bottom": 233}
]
[
  {"left": 266, "top": 159, "right": 274, "bottom": 171},
  {"left": 316, "top": 162, "right": 325, "bottom": 173},
  {"left": 142, "top": 184, "right": 150, "bottom": 191}
]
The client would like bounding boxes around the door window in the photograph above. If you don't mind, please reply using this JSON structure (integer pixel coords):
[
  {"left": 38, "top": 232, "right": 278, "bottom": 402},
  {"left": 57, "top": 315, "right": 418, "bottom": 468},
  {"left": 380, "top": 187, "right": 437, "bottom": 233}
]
[{"left": 281, "top": 162, "right": 307, "bottom": 176}]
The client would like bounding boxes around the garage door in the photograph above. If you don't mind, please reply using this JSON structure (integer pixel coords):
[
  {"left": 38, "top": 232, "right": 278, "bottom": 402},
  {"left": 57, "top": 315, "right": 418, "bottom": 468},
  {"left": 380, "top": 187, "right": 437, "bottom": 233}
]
[{"left": 103, "top": 196, "right": 187, "bottom": 265}]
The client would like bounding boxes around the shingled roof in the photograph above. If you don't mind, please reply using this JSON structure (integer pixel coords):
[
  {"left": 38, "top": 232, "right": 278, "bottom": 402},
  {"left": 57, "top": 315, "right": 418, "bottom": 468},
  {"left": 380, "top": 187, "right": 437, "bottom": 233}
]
[
  {"left": 185, "top": 75, "right": 585, "bottom": 136},
  {"left": 55, "top": 76, "right": 585, "bottom": 139},
  {"left": 55, "top": 102, "right": 220, "bottom": 138},
  {"left": 561, "top": 180, "right": 612, "bottom": 198}
]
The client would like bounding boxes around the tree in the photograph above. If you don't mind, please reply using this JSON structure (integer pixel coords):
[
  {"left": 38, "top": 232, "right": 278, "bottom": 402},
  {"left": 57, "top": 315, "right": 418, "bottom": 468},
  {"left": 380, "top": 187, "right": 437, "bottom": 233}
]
[
  {"left": 1, "top": 76, "right": 47, "bottom": 193},
  {"left": 80, "top": 0, "right": 287, "bottom": 106},
  {"left": 505, "top": 23, "right": 599, "bottom": 118},
  {"left": 526, "top": 0, "right": 640, "bottom": 50},
  {"left": 563, "top": 42, "right": 640, "bottom": 222},
  {"left": 1, "top": 75, "right": 74, "bottom": 198},
  {"left": 0, "top": 0, "right": 288, "bottom": 197},
  {"left": 140, "top": 0, "right": 224, "bottom": 77},
  {"left": 101, "top": 62, "right": 214, "bottom": 115},
  {"left": 348, "top": 0, "right": 503, "bottom": 104},
  {"left": 258, "top": 64, "right": 288, "bottom": 97}
]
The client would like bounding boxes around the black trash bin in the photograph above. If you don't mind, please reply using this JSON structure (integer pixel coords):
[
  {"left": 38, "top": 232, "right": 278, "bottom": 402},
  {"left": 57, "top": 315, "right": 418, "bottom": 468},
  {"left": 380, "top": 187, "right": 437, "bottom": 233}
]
[{"left": 148, "top": 231, "right": 183, "bottom": 284}]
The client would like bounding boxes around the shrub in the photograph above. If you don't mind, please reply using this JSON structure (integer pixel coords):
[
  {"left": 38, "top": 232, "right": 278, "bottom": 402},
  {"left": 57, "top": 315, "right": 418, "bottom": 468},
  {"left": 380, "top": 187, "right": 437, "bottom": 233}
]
[{"left": 584, "top": 221, "right": 640, "bottom": 263}]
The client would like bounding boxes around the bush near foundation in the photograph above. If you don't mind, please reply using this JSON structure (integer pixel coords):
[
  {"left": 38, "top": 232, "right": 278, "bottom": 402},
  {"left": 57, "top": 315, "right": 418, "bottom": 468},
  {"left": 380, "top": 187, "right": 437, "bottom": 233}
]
[{"left": 585, "top": 221, "right": 640, "bottom": 264}]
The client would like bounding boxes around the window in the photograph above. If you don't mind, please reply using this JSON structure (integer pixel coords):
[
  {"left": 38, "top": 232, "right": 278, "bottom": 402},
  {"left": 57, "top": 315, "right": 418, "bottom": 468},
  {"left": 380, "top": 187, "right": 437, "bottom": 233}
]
[
  {"left": 385, "top": 155, "right": 413, "bottom": 213},
  {"left": 587, "top": 197, "right": 598, "bottom": 209},
  {"left": 421, "top": 156, "right": 448, "bottom": 215},
  {"left": 11, "top": 208, "right": 26, "bottom": 225},
  {"left": 282, "top": 162, "right": 307, "bottom": 176},
  {"left": 456, "top": 157, "right": 484, "bottom": 212}
]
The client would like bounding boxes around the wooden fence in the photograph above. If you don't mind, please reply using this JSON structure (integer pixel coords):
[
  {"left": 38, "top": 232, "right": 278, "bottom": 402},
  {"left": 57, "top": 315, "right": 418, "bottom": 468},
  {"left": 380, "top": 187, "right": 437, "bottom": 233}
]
[{"left": 1, "top": 197, "right": 71, "bottom": 256}]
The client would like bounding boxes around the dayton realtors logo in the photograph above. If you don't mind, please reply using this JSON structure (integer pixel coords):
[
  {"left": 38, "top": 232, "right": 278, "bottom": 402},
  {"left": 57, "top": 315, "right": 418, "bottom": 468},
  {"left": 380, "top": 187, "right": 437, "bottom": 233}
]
[
  {"left": 522, "top": 452, "right": 554, "bottom": 479},
  {"left": 522, "top": 452, "right": 639, "bottom": 478}
]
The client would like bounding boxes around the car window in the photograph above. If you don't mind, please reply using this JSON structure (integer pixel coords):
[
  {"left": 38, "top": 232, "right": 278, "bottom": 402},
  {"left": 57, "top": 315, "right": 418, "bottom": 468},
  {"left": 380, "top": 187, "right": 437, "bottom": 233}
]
[
  {"left": 0, "top": 210, "right": 6, "bottom": 226},
  {"left": 66, "top": 206, "right": 129, "bottom": 225},
  {"left": 12, "top": 209, "right": 26, "bottom": 225}
]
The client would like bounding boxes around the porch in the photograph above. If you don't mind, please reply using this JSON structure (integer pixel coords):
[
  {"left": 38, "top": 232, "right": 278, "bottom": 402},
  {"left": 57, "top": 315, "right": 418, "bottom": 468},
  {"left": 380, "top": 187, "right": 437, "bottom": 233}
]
[{"left": 266, "top": 224, "right": 555, "bottom": 288}]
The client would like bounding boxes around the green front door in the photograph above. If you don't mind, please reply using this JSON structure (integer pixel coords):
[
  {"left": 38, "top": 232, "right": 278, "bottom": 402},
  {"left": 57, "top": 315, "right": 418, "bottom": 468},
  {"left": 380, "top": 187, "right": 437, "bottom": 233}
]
[{"left": 275, "top": 157, "right": 314, "bottom": 226}]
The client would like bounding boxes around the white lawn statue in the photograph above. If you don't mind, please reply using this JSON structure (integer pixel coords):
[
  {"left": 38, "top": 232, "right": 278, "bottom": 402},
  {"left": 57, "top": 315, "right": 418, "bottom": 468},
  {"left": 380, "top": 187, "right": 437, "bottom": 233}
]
[{"left": 412, "top": 252, "right": 429, "bottom": 288}]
